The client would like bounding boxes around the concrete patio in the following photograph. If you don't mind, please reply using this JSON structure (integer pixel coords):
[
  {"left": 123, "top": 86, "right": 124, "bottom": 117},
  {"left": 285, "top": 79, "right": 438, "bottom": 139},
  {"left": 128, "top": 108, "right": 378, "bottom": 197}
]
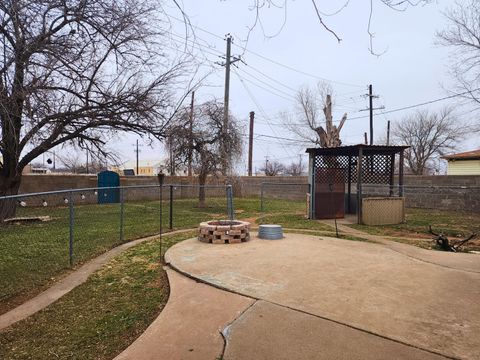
[{"left": 164, "top": 233, "right": 480, "bottom": 359}]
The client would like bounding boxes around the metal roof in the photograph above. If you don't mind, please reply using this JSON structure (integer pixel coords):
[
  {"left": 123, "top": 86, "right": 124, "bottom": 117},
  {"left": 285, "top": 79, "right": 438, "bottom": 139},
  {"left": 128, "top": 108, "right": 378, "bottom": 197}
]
[
  {"left": 442, "top": 149, "right": 480, "bottom": 160},
  {"left": 305, "top": 144, "right": 409, "bottom": 156}
]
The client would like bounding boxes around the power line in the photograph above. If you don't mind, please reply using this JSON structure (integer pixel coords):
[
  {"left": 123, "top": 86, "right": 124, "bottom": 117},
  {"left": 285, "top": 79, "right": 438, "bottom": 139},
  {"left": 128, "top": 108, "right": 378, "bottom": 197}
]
[
  {"left": 235, "top": 68, "right": 298, "bottom": 101},
  {"left": 235, "top": 72, "right": 297, "bottom": 103},
  {"left": 168, "top": 14, "right": 365, "bottom": 88},
  {"left": 235, "top": 73, "right": 297, "bottom": 157},
  {"left": 380, "top": 88, "right": 480, "bottom": 115},
  {"left": 244, "top": 63, "right": 299, "bottom": 93},
  {"left": 346, "top": 87, "right": 480, "bottom": 121}
]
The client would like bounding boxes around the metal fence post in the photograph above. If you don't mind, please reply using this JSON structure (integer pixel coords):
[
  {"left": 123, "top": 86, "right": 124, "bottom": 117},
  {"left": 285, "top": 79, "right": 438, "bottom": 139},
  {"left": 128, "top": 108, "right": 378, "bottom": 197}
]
[
  {"left": 68, "top": 191, "right": 74, "bottom": 266},
  {"left": 226, "top": 184, "right": 234, "bottom": 220},
  {"left": 169, "top": 185, "right": 173, "bottom": 230},
  {"left": 120, "top": 188, "right": 125, "bottom": 243},
  {"left": 260, "top": 183, "right": 264, "bottom": 212},
  {"left": 157, "top": 174, "right": 164, "bottom": 262}
]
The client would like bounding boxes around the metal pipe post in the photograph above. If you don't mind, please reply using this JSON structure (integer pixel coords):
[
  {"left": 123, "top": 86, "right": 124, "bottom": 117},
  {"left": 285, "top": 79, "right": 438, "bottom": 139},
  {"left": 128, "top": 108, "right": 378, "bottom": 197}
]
[
  {"left": 226, "top": 185, "right": 234, "bottom": 220},
  {"left": 169, "top": 185, "right": 173, "bottom": 230},
  {"left": 68, "top": 192, "right": 74, "bottom": 266},
  {"left": 157, "top": 173, "right": 165, "bottom": 262},
  {"left": 120, "top": 188, "right": 125, "bottom": 242},
  {"left": 260, "top": 183, "right": 264, "bottom": 212},
  {"left": 357, "top": 148, "right": 364, "bottom": 225}
]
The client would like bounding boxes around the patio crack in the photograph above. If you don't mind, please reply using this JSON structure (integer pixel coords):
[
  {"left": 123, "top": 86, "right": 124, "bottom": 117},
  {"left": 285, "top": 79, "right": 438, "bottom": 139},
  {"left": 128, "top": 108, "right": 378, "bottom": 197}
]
[{"left": 219, "top": 300, "right": 258, "bottom": 360}]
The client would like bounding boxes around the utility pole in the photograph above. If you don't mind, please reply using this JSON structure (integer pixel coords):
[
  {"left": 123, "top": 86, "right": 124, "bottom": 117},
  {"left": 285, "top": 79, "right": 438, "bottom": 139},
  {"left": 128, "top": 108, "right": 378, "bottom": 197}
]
[
  {"left": 220, "top": 34, "right": 241, "bottom": 175},
  {"left": 188, "top": 91, "right": 195, "bottom": 177},
  {"left": 248, "top": 111, "right": 255, "bottom": 176},
  {"left": 369, "top": 85, "right": 373, "bottom": 145},
  {"left": 132, "top": 140, "right": 143, "bottom": 175},
  {"left": 386, "top": 120, "right": 391, "bottom": 146},
  {"left": 264, "top": 155, "right": 269, "bottom": 175},
  {"left": 360, "top": 84, "right": 384, "bottom": 145},
  {"left": 86, "top": 150, "right": 89, "bottom": 174}
]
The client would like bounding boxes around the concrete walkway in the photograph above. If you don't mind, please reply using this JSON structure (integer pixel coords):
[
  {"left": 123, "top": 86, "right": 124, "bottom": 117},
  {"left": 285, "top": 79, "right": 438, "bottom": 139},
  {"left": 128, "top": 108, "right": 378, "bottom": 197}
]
[
  {"left": 0, "top": 229, "right": 193, "bottom": 330},
  {"left": 320, "top": 219, "right": 480, "bottom": 273},
  {"left": 115, "top": 269, "right": 254, "bottom": 360},
  {"left": 166, "top": 234, "right": 480, "bottom": 359}
]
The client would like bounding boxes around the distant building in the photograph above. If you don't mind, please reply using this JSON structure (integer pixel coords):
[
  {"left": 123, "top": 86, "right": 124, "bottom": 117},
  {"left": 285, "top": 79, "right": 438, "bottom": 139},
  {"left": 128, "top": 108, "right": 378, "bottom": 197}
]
[
  {"left": 22, "top": 164, "right": 51, "bottom": 174},
  {"left": 442, "top": 149, "right": 480, "bottom": 175},
  {"left": 111, "top": 160, "right": 163, "bottom": 176}
]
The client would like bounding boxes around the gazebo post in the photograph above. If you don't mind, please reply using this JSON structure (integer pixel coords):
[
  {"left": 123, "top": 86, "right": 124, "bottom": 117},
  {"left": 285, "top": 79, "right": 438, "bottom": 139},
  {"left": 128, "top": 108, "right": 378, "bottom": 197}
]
[
  {"left": 399, "top": 150, "right": 404, "bottom": 197},
  {"left": 389, "top": 153, "right": 395, "bottom": 196},
  {"left": 357, "top": 147, "right": 364, "bottom": 224},
  {"left": 347, "top": 155, "right": 352, "bottom": 213},
  {"left": 308, "top": 152, "right": 316, "bottom": 219}
]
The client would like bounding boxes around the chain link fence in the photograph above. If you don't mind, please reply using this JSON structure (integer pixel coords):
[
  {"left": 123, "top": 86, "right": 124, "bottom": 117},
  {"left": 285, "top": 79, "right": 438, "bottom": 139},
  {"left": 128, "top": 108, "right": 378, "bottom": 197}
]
[
  {"left": 361, "top": 184, "right": 480, "bottom": 213},
  {"left": 260, "top": 182, "right": 310, "bottom": 214},
  {"left": 0, "top": 184, "right": 231, "bottom": 310}
]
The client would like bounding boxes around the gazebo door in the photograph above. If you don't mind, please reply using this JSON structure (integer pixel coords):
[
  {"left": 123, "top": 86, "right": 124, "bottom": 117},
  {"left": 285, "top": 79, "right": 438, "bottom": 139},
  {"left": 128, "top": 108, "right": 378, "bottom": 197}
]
[{"left": 315, "top": 168, "right": 345, "bottom": 219}]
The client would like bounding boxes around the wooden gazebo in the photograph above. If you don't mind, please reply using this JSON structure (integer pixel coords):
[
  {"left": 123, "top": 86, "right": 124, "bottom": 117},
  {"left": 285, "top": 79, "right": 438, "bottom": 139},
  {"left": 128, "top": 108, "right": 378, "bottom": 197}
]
[{"left": 306, "top": 145, "right": 409, "bottom": 225}]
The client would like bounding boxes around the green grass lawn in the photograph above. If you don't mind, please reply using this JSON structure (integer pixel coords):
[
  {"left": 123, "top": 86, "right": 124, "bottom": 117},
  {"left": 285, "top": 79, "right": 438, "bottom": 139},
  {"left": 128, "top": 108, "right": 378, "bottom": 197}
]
[
  {"left": 257, "top": 213, "right": 333, "bottom": 231},
  {"left": 0, "top": 197, "right": 304, "bottom": 314},
  {"left": 0, "top": 230, "right": 196, "bottom": 360},
  {"left": 3, "top": 197, "right": 476, "bottom": 317},
  {"left": 349, "top": 208, "right": 480, "bottom": 251},
  {"left": 350, "top": 208, "right": 480, "bottom": 238}
]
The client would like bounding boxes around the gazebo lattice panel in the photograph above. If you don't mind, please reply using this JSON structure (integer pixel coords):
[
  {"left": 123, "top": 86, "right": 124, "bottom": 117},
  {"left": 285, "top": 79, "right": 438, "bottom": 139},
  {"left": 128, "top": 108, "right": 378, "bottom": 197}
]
[{"left": 313, "top": 154, "right": 394, "bottom": 184}]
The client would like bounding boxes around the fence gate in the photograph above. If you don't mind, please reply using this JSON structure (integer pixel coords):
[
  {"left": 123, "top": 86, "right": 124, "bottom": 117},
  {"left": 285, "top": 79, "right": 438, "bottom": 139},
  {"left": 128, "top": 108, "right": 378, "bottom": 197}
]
[{"left": 97, "top": 171, "right": 120, "bottom": 204}]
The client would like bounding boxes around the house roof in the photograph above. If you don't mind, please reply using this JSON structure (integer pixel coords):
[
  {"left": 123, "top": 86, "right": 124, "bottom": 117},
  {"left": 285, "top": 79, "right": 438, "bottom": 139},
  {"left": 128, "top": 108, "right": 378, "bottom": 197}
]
[
  {"left": 442, "top": 149, "right": 480, "bottom": 160},
  {"left": 305, "top": 144, "right": 409, "bottom": 157}
]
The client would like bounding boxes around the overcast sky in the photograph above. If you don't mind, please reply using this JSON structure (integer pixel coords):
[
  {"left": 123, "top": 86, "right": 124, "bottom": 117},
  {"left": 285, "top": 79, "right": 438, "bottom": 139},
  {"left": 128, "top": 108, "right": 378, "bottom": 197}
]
[{"left": 72, "top": 0, "right": 479, "bottom": 173}]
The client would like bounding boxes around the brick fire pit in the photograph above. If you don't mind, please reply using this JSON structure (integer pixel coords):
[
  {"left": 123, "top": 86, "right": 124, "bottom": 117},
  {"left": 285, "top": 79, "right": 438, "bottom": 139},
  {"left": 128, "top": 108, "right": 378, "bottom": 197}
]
[{"left": 198, "top": 220, "right": 251, "bottom": 244}]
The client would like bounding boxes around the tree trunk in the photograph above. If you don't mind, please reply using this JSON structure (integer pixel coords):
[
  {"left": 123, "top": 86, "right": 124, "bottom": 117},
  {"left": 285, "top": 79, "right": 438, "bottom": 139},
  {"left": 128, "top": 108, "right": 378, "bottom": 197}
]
[
  {"left": 198, "top": 172, "right": 207, "bottom": 208},
  {"left": 0, "top": 175, "right": 22, "bottom": 223}
]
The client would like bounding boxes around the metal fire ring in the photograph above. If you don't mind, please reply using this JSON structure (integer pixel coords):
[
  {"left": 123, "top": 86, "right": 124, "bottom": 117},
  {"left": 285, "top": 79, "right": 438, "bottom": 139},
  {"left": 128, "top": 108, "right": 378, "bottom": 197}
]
[{"left": 258, "top": 224, "right": 283, "bottom": 240}]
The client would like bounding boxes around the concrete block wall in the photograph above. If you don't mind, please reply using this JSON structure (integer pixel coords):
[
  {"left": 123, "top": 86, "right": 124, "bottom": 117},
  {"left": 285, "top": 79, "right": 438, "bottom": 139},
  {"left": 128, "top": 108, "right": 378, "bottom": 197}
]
[{"left": 15, "top": 174, "right": 480, "bottom": 213}]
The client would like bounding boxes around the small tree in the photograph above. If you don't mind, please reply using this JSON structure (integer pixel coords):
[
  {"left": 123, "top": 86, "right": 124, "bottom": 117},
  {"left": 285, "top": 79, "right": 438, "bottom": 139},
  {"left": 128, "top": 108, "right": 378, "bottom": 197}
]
[
  {"left": 391, "top": 108, "right": 465, "bottom": 175},
  {"left": 283, "top": 83, "right": 347, "bottom": 147},
  {"left": 167, "top": 100, "right": 242, "bottom": 207},
  {"left": 285, "top": 158, "right": 305, "bottom": 176},
  {"left": 260, "top": 161, "right": 285, "bottom": 176}
]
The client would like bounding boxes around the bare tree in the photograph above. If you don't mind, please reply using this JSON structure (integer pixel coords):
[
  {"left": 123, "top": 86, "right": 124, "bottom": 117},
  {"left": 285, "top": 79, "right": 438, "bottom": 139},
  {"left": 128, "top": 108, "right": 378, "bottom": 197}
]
[
  {"left": 238, "top": 1, "right": 431, "bottom": 55},
  {"left": 167, "top": 100, "right": 242, "bottom": 207},
  {"left": 58, "top": 153, "right": 82, "bottom": 174},
  {"left": 283, "top": 83, "right": 347, "bottom": 147},
  {"left": 437, "top": 0, "right": 480, "bottom": 112},
  {"left": 0, "top": 0, "right": 187, "bottom": 220},
  {"left": 285, "top": 158, "right": 305, "bottom": 176},
  {"left": 391, "top": 108, "right": 465, "bottom": 175},
  {"left": 260, "top": 161, "right": 285, "bottom": 176}
]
